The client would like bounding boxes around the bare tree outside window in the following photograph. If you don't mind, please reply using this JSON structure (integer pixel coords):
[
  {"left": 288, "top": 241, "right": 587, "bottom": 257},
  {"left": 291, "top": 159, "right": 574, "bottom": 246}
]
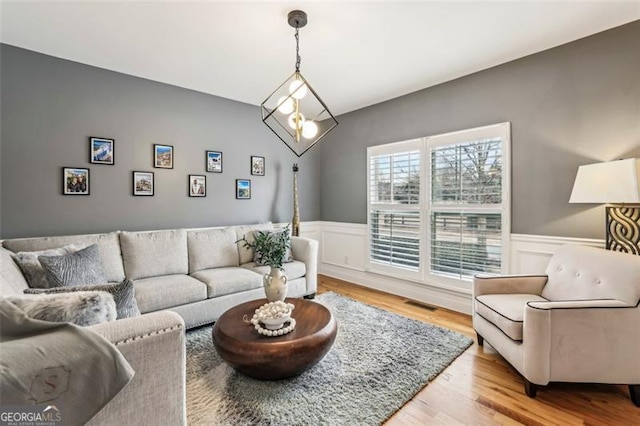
[{"left": 430, "top": 138, "right": 503, "bottom": 278}]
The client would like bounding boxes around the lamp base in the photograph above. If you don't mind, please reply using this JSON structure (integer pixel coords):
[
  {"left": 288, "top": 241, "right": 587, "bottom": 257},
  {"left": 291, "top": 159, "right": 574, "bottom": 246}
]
[{"left": 606, "top": 205, "right": 640, "bottom": 255}]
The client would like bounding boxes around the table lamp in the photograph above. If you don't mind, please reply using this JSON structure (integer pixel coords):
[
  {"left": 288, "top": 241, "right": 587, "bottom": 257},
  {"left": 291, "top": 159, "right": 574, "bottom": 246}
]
[{"left": 569, "top": 158, "right": 640, "bottom": 255}]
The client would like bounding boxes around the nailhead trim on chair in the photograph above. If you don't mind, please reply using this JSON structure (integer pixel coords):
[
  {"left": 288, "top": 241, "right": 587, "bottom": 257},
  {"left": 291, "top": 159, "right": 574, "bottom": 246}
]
[{"left": 112, "top": 324, "right": 184, "bottom": 346}]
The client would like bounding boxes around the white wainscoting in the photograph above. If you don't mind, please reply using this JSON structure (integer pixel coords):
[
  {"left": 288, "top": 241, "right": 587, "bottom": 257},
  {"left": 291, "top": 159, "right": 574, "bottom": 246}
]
[
  {"left": 509, "top": 234, "right": 605, "bottom": 275},
  {"left": 301, "top": 221, "right": 605, "bottom": 315}
]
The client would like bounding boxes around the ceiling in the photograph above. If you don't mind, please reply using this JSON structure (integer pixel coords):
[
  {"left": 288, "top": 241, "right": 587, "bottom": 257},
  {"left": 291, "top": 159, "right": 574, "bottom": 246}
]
[{"left": 1, "top": 1, "right": 638, "bottom": 116}]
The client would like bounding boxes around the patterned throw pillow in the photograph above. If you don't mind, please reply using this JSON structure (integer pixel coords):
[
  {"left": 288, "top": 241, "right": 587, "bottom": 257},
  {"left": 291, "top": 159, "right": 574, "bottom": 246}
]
[
  {"left": 12, "top": 244, "right": 85, "bottom": 289},
  {"left": 38, "top": 244, "right": 107, "bottom": 288},
  {"left": 24, "top": 279, "right": 141, "bottom": 319}
]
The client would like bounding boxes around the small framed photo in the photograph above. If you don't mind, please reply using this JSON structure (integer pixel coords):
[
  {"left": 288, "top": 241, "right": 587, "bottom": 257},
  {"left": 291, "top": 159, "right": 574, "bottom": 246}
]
[
  {"left": 133, "top": 171, "right": 154, "bottom": 196},
  {"left": 63, "top": 167, "right": 90, "bottom": 195},
  {"left": 154, "top": 144, "right": 174, "bottom": 169},
  {"left": 189, "top": 175, "right": 206, "bottom": 197},
  {"left": 251, "top": 156, "right": 265, "bottom": 176},
  {"left": 206, "top": 151, "right": 223, "bottom": 173},
  {"left": 236, "top": 179, "right": 251, "bottom": 199},
  {"left": 90, "top": 137, "right": 114, "bottom": 165}
]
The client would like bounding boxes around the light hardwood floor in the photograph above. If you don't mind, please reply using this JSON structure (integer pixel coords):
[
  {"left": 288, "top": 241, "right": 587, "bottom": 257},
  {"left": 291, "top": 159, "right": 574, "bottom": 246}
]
[{"left": 318, "top": 275, "right": 639, "bottom": 425}]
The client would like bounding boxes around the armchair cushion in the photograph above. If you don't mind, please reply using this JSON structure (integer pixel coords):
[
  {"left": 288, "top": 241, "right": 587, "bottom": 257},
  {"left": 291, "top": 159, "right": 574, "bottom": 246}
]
[
  {"left": 476, "top": 294, "right": 547, "bottom": 341},
  {"left": 542, "top": 245, "right": 640, "bottom": 305}
]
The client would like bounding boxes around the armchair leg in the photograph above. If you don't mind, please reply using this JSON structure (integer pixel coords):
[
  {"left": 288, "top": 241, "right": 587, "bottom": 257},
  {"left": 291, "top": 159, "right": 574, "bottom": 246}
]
[
  {"left": 524, "top": 379, "right": 538, "bottom": 398},
  {"left": 303, "top": 293, "right": 316, "bottom": 300},
  {"left": 476, "top": 332, "right": 484, "bottom": 347},
  {"left": 630, "top": 385, "right": 640, "bottom": 407}
]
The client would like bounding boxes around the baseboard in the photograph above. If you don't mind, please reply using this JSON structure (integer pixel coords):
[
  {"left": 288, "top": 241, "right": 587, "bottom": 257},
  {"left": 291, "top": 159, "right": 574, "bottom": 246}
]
[{"left": 319, "top": 264, "right": 473, "bottom": 315}]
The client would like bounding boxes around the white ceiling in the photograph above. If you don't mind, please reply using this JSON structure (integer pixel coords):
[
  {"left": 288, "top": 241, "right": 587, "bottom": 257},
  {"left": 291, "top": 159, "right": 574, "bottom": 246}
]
[{"left": 1, "top": 1, "right": 638, "bottom": 116}]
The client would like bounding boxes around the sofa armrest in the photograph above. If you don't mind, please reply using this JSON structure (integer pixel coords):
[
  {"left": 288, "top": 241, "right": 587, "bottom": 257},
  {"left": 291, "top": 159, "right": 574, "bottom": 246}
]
[
  {"left": 523, "top": 301, "right": 640, "bottom": 385},
  {"left": 291, "top": 236, "right": 319, "bottom": 295},
  {"left": 473, "top": 274, "right": 548, "bottom": 297},
  {"left": 87, "top": 311, "right": 186, "bottom": 426},
  {"left": 526, "top": 299, "right": 632, "bottom": 310}
]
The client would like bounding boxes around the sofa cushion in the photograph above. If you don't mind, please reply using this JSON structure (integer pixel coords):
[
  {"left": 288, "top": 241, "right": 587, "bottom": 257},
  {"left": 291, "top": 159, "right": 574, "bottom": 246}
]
[
  {"left": 133, "top": 274, "right": 206, "bottom": 313},
  {"left": 39, "top": 244, "right": 108, "bottom": 288},
  {"left": 187, "top": 227, "right": 239, "bottom": 273},
  {"left": 475, "top": 294, "right": 547, "bottom": 341},
  {"left": 25, "top": 279, "right": 141, "bottom": 319},
  {"left": 190, "top": 267, "right": 262, "bottom": 298},
  {"left": 120, "top": 229, "right": 188, "bottom": 280},
  {"left": 3, "top": 232, "right": 125, "bottom": 283},
  {"left": 542, "top": 244, "right": 640, "bottom": 305},
  {"left": 234, "top": 222, "right": 273, "bottom": 265},
  {"left": 241, "top": 260, "right": 306, "bottom": 281},
  {"left": 0, "top": 247, "right": 29, "bottom": 296},
  {"left": 12, "top": 244, "right": 84, "bottom": 289}
]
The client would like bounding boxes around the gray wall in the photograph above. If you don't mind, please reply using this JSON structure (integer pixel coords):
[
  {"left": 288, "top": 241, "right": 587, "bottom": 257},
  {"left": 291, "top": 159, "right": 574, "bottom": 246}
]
[
  {"left": 319, "top": 21, "right": 640, "bottom": 239},
  {"left": 0, "top": 44, "right": 320, "bottom": 238}
]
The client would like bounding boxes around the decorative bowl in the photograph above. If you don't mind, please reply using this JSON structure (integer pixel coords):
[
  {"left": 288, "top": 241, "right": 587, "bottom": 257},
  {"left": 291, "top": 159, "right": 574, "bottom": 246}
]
[
  {"left": 261, "top": 315, "right": 291, "bottom": 330},
  {"left": 251, "top": 301, "right": 295, "bottom": 330}
]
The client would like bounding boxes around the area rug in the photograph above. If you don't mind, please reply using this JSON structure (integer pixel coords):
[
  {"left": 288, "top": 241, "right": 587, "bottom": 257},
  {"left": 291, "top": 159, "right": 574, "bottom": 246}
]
[{"left": 186, "top": 292, "right": 473, "bottom": 425}]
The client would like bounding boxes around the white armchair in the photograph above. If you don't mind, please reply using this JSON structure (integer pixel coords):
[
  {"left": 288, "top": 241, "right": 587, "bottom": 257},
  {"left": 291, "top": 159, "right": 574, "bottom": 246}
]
[{"left": 473, "top": 244, "right": 640, "bottom": 406}]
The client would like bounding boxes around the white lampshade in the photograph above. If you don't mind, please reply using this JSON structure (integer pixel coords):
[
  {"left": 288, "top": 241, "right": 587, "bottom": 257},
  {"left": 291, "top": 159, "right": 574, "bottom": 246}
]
[
  {"left": 288, "top": 80, "right": 307, "bottom": 99},
  {"left": 569, "top": 158, "right": 640, "bottom": 204},
  {"left": 302, "top": 120, "right": 318, "bottom": 139},
  {"left": 276, "top": 96, "right": 294, "bottom": 114}
]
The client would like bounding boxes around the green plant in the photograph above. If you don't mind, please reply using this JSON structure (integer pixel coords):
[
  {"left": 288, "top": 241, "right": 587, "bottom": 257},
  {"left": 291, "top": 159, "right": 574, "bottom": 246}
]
[{"left": 238, "top": 225, "right": 291, "bottom": 270}]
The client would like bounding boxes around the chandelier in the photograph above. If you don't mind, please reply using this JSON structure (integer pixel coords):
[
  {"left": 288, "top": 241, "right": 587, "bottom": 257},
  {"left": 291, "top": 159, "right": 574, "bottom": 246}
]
[{"left": 261, "top": 10, "right": 338, "bottom": 157}]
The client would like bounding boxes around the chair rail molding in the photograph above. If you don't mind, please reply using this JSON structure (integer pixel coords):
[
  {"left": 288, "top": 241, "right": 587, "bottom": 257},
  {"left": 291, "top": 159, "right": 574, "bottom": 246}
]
[
  {"left": 302, "top": 222, "right": 605, "bottom": 315},
  {"left": 510, "top": 234, "right": 605, "bottom": 275}
]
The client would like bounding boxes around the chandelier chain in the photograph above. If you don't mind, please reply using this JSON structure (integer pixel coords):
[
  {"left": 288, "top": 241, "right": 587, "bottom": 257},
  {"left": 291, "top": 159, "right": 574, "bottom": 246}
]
[{"left": 295, "top": 27, "right": 301, "bottom": 72}]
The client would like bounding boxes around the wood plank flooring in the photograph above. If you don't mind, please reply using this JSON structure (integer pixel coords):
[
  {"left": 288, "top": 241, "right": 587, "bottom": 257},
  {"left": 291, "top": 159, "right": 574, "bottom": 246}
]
[{"left": 318, "top": 275, "right": 639, "bottom": 425}]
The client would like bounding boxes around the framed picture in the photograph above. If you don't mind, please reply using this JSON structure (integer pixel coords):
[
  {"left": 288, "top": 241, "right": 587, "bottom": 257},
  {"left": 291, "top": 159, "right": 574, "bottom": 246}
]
[
  {"left": 206, "top": 151, "right": 223, "bottom": 173},
  {"left": 154, "top": 144, "right": 174, "bottom": 169},
  {"left": 189, "top": 175, "right": 206, "bottom": 197},
  {"left": 90, "top": 137, "right": 114, "bottom": 165},
  {"left": 133, "top": 171, "right": 154, "bottom": 196},
  {"left": 236, "top": 179, "right": 251, "bottom": 199},
  {"left": 63, "top": 167, "right": 90, "bottom": 195},
  {"left": 251, "top": 156, "right": 265, "bottom": 176}
]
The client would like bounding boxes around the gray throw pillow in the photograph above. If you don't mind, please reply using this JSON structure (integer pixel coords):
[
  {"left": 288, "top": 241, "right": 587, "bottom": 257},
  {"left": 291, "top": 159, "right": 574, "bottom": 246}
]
[
  {"left": 38, "top": 244, "right": 107, "bottom": 288},
  {"left": 11, "top": 244, "right": 85, "bottom": 289},
  {"left": 25, "top": 279, "right": 141, "bottom": 319},
  {"left": 7, "top": 291, "right": 117, "bottom": 326}
]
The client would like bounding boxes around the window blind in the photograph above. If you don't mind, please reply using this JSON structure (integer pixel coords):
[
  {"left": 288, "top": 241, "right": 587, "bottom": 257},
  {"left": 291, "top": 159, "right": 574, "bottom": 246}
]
[
  {"left": 430, "top": 137, "right": 504, "bottom": 279},
  {"left": 369, "top": 148, "right": 421, "bottom": 271},
  {"left": 370, "top": 210, "right": 420, "bottom": 270}
]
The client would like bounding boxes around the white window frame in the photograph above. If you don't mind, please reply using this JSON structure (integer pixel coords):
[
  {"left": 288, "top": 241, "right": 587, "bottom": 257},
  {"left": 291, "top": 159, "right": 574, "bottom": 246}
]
[
  {"left": 425, "top": 122, "right": 511, "bottom": 291},
  {"left": 366, "top": 123, "right": 511, "bottom": 292},
  {"left": 367, "top": 138, "right": 423, "bottom": 281}
]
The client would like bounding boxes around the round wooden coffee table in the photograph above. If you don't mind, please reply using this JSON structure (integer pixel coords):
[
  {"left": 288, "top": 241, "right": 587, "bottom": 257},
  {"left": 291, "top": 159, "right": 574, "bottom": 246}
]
[{"left": 212, "top": 298, "right": 337, "bottom": 380}]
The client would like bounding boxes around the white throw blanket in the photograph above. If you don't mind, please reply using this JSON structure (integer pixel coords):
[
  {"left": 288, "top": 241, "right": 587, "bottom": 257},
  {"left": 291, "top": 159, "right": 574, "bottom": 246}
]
[{"left": 0, "top": 297, "right": 134, "bottom": 424}]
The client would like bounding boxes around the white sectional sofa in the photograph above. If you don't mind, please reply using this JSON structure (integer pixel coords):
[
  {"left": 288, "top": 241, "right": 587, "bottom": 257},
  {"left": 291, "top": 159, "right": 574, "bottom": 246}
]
[
  {"left": 1, "top": 222, "right": 318, "bottom": 328},
  {"left": 0, "top": 222, "right": 318, "bottom": 425}
]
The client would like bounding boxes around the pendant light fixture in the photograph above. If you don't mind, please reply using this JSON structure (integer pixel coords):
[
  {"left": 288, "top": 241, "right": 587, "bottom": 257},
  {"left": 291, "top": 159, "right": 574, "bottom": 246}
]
[{"left": 261, "top": 10, "right": 338, "bottom": 157}]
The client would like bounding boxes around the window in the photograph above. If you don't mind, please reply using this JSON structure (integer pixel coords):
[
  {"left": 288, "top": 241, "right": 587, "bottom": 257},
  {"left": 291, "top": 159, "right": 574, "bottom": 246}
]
[
  {"left": 367, "top": 123, "right": 510, "bottom": 288},
  {"left": 368, "top": 140, "right": 422, "bottom": 276}
]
